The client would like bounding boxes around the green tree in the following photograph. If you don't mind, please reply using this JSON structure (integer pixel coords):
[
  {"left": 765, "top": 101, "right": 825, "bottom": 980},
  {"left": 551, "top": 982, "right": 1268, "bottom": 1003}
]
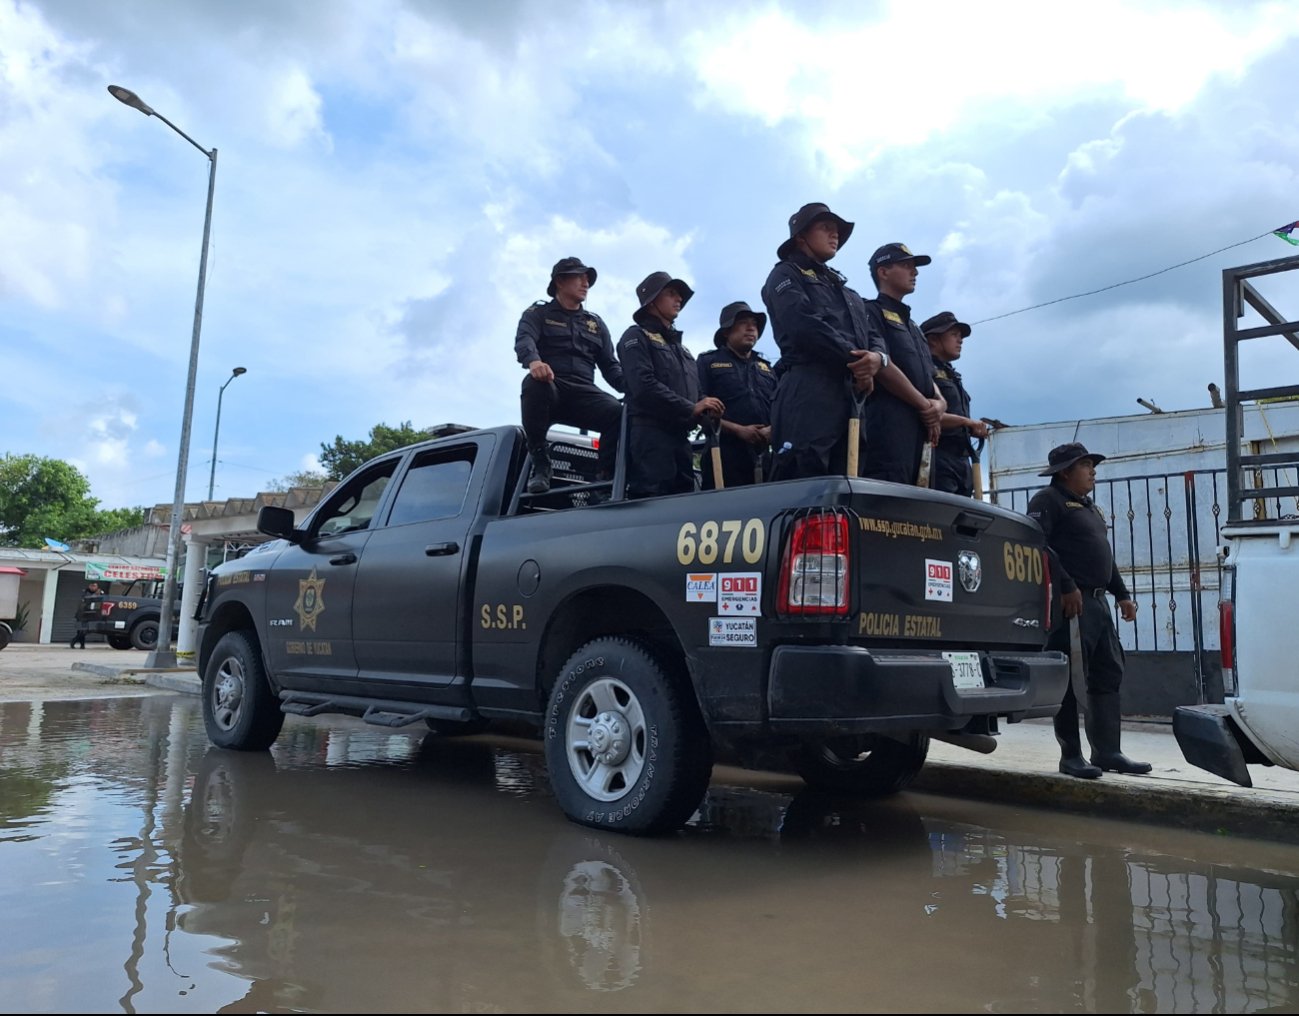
[
  {"left": 266, "top": 468, "right": 330, "bottom": 492},
  {"left": 0, "top": 455, "right": 145, "bottom": 546},
  {"left": 318, "top": 421, "right": 429, "bottom": 479}
]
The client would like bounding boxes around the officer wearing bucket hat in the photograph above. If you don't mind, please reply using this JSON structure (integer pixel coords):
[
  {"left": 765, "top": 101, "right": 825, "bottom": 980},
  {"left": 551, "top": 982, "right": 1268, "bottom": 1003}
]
[
  {"left": 861, "top": 242, "right": 946, "bottom": 485},
  {"left": 1027, "top": 443, "right": 1150, "bottom": 780},
  {"left": 695, "top": 301, "right": 777, "bottom": 489},
  {"left": 617, "top": 272, "right": 725, "bottom": 497},
  {"left": 920, "top": 310, "right": 987, "bottom": 497},
  {"left": 760, "top": 202, "right": 886, "bottom": 480},
  {"left": 514, "top": 257, "right": 625, "bottom": 494}
]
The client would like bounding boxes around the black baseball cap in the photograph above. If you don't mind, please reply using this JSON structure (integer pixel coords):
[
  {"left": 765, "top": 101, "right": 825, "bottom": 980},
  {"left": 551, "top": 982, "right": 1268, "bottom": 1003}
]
[
  {"left": 714, "top": 301, "right": 768, "bottom": 347},
  {"left": 1039, "top": 442, "right": 1107, "bottom": 476},
  {"left": 869, "top": 242, "right": 932, "bottom": 269},
  {"left": 777, "top": 202, "right": 855, "bottom": 260},
  {"left": 920, "top": 310, "right": 971, "bottom": 338},
  {"left": 635, "top": 271, "right": 694, "bottom": 310},
  {"left": 547, "top": 256, "right": 597, "bottom": 298}
]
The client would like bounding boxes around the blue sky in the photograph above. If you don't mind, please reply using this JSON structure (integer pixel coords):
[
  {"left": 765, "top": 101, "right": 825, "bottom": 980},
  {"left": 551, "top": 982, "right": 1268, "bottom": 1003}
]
[{"left": 3, "top": 0, "right": 1299, "bottom": 512}]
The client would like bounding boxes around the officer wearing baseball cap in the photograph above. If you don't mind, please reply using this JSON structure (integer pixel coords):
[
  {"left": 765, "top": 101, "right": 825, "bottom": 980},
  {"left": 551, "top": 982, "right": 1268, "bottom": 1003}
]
[
  {"left": 616, "top": 272, "right": 724, "bottom": 497},
  {"left": 1027, "top": 444, "right": 1150, "bottom": 780},
  {"left": 514, "top": 257, "right": 625, "bottom": 494},
  {"left": 860, "top": 242, "right": 946, "bottom": 485},
  {"left": 696, "top": 301, "right": 776, "bottom": 488},
  {"left": 760, "top": 203, "right": 887, "bottom": 480},
  {"left": 920, "top": 310, "right": 987, "bottom": 497}
]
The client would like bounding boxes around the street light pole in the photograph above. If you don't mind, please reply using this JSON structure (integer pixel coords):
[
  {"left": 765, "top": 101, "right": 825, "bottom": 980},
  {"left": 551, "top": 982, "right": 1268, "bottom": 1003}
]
[
  {"left": 208, "top": 367, "right": 247, "bottom": 500},
  {"left": 109, "top": 85, "right": 217, "bottom": 668}
]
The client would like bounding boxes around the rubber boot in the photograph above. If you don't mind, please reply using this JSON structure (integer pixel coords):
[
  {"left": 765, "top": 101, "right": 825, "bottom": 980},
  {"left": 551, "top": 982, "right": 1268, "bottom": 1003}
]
[
  {"left": 526, "top": 445, "right": 552, "bottom": 495},
  {"left": 1087, "top": 692, "right": 1152, "bottom": 775},
  {"left": 1054, "top": 688, "right": 1102, "bottom": 779}
]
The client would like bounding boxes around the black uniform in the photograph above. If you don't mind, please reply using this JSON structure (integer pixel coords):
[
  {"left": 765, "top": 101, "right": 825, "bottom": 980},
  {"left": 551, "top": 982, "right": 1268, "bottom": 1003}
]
[
  {"left": 696, "top": 346, "right": 776, "bottom": 488},
  {"left": 618, "top": 313, "right": 700, "bottom": 497},
  {"left": 1028, "top": 479, "right": 1135, "bottom": 766},
  {"left": 761, "top": 252, "right": 883, "bottom": 479},
  {"left": 515, "top": 299, "right": 625, "bottom": 476},
  {"left": 862, "top": 294, "right": 935, "bottom": 484},
  {"left": 931, "top": 357, "right": 974, "bottom": 496}
]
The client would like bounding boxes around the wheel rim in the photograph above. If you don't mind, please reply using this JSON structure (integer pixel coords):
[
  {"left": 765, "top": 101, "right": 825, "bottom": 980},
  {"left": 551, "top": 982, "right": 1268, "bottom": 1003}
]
[
  {"left": 564, "top": 677, "right": 647, "bottom": 802},
  {"left": 211, "top": 657, "right": 246, "bottom": 732},
  {"left": 139, "top": 625, "right": 158, "bottom": 649}
]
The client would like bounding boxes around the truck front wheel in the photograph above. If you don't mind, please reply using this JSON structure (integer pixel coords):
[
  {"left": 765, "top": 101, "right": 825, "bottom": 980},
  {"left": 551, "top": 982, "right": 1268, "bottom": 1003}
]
[
  {"left": 202, "top": 630, "right": 284, "bottom": 751},
  {"left": 797, "top": 733, "right": 929, "bottom": 797},
  {"left": 544, "top": 636, "right": 712, "bottom": 835},
  {"left": 109, "top": 635, "right": 132, "bottom": 650}
]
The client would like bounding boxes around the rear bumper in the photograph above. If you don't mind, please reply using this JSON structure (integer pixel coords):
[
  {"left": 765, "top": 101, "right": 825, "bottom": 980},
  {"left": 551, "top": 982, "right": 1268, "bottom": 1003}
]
[
  {"left": 1172, "top": 704, "right": 1261, "bottom": 787},
  {"left": 767, "top": 645, "right": 1068, "bottom": 733}
]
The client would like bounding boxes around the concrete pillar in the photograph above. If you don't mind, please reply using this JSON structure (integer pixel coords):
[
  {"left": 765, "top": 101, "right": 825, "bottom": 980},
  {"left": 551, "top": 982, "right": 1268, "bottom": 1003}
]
[
  {"left": 38, "top": 567, "right": 61, "bottom": 644},
  {"left": 176, "top": 536, "right": 207, "bottom": 664}
]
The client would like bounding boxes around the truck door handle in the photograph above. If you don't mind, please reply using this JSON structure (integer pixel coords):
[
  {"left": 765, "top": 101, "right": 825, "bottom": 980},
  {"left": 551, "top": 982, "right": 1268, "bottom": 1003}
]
[
  {"left": 329, "top": 553, "right": 357, "bottom": 566},
  {"left": 425, "top": 542, "right": 460, "bottom": 556}
]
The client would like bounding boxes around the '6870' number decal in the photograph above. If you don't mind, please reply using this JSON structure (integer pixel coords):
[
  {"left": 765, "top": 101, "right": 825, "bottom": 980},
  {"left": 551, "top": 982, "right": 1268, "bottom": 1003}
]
[
  {"left": 1003, "top": 540, "right": 1044, "bottom": 584},
  {"left": 677, "top": 519, "right": 765, "bottom": 566}
]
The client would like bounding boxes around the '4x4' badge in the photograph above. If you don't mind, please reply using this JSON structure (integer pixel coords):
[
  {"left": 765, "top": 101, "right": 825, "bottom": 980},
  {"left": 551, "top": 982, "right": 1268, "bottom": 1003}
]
[
  {"left": 958, "top": 551, "right": 982, "bottom": 593},
  {"left": 294, "top": 568, "right": 326, "bottom": 631}
]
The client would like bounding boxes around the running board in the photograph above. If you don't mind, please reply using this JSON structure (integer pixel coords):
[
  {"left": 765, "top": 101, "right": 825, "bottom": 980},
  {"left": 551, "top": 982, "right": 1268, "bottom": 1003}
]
[{"left": 279, "top": 692, "right": 474, "bottom": 728}]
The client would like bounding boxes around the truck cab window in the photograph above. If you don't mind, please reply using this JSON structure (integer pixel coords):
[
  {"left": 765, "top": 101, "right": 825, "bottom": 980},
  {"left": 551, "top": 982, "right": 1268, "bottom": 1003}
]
[
  {"left": 386, "top": 448, "right": 476, "bottom": 526},
  {"left": 314, "top": 464, "right": 396, "bottom": 537}
]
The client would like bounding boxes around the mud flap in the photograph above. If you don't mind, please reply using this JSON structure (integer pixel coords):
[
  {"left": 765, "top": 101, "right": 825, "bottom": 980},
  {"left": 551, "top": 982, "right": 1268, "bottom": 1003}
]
[{"left": 1172, "top": 705, "right": 1257, "bottom": 787}]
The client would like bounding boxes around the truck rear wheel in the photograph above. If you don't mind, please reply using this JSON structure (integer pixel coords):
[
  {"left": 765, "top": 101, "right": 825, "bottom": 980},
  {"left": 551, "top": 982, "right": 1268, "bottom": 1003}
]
[
  {"left": 202, "top": 630, "right": 284, "bottom": 751},
  {"left": 544, "top": 636, "right": 712, "bottom": 835},
  {"left": 130, "top": 619, "right": 159, "bottom": 651},
  {"left": 796, "top": 733, "right": 929, "bottom": 797}
]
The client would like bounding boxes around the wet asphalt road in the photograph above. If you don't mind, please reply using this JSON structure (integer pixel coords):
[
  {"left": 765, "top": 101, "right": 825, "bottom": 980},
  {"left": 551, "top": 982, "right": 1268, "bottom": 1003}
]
[{"left": 1, "top": 693, "right": 1298, "bottom": 1013}]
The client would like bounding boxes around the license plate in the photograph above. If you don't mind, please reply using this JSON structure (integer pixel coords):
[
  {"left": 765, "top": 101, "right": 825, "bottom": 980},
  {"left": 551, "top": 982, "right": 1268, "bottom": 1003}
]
[{"left": 943, "top": 651, "right": 984, "bottom": 690}]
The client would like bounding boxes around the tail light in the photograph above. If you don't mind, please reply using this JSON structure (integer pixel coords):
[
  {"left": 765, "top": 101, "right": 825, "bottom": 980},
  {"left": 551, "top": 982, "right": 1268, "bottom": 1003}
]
[
  {"left": 100, "top": 601, "right": 114, "bottom": 617},
  {"left": 1042, "top": 550, "right": 1052, "bottom": 632},
  {"left": 778, "top": 510, "right": 850, "bottom": 616},
  {"left": 1219, "top": 599, "right": 1236, "bottom": 695}
]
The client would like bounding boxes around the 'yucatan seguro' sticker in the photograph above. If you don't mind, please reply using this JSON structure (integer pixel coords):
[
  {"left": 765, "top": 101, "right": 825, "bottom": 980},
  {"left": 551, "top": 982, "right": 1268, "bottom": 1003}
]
[{"left": 709, "top": 616, "right": 756, "bottom": 647}]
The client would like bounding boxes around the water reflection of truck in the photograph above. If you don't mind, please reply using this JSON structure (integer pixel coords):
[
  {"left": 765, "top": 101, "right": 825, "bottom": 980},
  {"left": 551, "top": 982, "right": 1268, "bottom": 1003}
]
[{"left": 1173, "top": 253, "right": 1299, "bottom": 785}]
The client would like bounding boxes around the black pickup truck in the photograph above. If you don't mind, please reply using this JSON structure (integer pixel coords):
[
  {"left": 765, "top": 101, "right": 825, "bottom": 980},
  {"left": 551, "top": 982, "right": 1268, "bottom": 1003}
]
[
  {"left": 77, "top": 579, "right": 179, "bottom": 650},
  {"left": 196, "top": 424, "right": 1067, "bottom": 834}
]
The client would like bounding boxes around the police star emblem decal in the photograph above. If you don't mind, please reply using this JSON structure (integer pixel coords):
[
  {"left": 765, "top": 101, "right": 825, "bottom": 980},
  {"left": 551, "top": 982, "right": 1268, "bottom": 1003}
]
[{"left": 294, "top": 568, "right": 326, "bottom": 631}]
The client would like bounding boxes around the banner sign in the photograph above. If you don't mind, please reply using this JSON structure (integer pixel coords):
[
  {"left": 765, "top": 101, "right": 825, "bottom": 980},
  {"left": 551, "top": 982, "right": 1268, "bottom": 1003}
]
[{"left": 84, "top": 562, "right": 167, "bottom": 582}]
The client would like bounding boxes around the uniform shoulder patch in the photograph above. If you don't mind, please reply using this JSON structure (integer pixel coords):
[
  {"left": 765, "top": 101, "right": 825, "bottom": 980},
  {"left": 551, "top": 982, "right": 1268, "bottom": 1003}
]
[
  {"left": 774, "top": 277, "right": 792, "bottom": 294},
  {"left": 882, "top": 309, "right": 903, "bottom": 325},
  {"left": 544, "top": 318, "right": 566, "bottom": 327},
  {"left": 710, "top": 361, "right": 733, "bottom": 369}
]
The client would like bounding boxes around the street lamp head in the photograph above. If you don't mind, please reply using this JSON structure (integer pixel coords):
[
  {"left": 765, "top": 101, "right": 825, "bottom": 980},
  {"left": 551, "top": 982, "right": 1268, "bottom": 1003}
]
[
  {"left": 232, "top": 366, "right": 247, "bottom": 377},
  {"left": 107, "top": 85, "right": 154, "bottom": 117}
]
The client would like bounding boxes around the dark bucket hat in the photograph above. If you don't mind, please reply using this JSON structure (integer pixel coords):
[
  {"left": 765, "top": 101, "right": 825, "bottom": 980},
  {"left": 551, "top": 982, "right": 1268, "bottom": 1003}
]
[
  {"left": 777, "top": 202, "right": 855, "bottom": 260},
  {"left": 713, "top": 300, "right": 768, "bottom": 347},
  {"left": 869, "top": 242, "right": 933, "bottom": 269},
  {"left": 635, "top": 271, "right": 694, "bottom": 310},
  {"left": 919, "top": 310, "right": 971, "bottom": 338},
  {"left": 547, "top": 256, "right": 597, "bottom": 298},
  {"left": 1039, "top": 442, "right": 1107, "bottom": 476}
]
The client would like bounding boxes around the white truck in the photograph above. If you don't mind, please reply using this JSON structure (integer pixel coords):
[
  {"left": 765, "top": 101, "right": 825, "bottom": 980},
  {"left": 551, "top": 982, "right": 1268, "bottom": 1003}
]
[{"left": 1173, "top": 253, "right": 1299, "bottom": 786}]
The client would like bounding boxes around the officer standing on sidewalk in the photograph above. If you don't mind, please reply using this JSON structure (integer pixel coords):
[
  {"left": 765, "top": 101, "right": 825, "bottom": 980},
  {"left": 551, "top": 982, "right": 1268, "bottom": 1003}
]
[
  {"left": 1028, "top": 443, "right": 1152, "bottom": 779},
  {"left": 696, "top": 301, "right": 777, "bottom": 488},
  {"left": 618, "top": 272, "right": 724, "bottom": 497},
  {"left": 514, "top": 257, "right": 625, "bottom": 494},
  {"left": 920, "top": 310, "right": 988, "bottom": 497}
]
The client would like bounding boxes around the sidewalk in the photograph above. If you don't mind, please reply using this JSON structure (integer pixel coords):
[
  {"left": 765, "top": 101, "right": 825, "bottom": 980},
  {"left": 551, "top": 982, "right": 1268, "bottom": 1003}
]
[{"left": 3, "top": 643, "right": 1296, "bottom": 843}]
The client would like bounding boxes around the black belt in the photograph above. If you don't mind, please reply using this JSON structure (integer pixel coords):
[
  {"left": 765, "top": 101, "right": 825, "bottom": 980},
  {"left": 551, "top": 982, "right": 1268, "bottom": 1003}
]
[{"left": 1082, "top": 587, "right": 1109, "bottom": 599}]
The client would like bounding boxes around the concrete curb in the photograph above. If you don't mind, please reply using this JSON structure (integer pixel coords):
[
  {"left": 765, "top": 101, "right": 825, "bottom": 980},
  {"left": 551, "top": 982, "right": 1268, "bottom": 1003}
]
[{"left": 913, "top": 762, "right": 1299, "bottom": 845}]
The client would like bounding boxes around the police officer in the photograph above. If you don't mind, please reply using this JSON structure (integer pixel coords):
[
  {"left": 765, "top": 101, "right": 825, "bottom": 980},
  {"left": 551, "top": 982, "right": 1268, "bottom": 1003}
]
[
  {"left": 761, "top": 203, "right": 886, "bottom": 480},
  {"left": 920, "top": 310, "right": 989, "bottom": 497},
  {"left": 514, "top": 257, "right": 625, "bottom": 494},
  {"left": 696, "top": 301, "right": 777, "bottom": 489},
  {"left": 1027, "top": 443, "right": 1151, "bottom": 780},
  {"left": 618, "top": 272, "right": 724, "bottom": 497},
  {"left": 862, "top": 243, "right": 945, "bottom": 485}
]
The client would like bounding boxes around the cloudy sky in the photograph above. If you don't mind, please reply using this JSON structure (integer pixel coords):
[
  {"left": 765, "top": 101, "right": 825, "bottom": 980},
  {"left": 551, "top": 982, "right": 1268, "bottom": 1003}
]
[{"left": 3, "top": 0, "right": 1299, "bottom": 512}]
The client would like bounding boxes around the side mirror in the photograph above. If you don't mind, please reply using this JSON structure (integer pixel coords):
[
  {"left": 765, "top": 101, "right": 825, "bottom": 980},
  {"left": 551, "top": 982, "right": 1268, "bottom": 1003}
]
[{"left": 257, "top": 505, "right": 303, "bottom": 543}]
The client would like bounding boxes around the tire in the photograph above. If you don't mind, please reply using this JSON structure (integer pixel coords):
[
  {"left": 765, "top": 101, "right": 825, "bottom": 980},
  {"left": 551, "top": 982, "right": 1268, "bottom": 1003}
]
[
  {"left": 796, "top": 733, "right": 929, "bottom": 798},
  {"left": 130, "top": 618, "right": 160, "bottom": 651},
  {"left": 543, "top": 636, "right": 712, "bottom": 835},
  {"left": 424, "top": 717, "right": 491, "bottom": 737},
  {"left": 109, "top": 635, "right": 132, "bottom": 650},
  {"left": 201, "top": 630, "right": 284, "bottom": 751}
]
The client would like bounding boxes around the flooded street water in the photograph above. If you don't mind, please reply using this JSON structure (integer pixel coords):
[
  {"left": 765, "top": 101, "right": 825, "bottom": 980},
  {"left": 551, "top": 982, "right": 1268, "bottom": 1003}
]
[{"left": 1, "top": 694, "right": 1297, "bottom": 1013}]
